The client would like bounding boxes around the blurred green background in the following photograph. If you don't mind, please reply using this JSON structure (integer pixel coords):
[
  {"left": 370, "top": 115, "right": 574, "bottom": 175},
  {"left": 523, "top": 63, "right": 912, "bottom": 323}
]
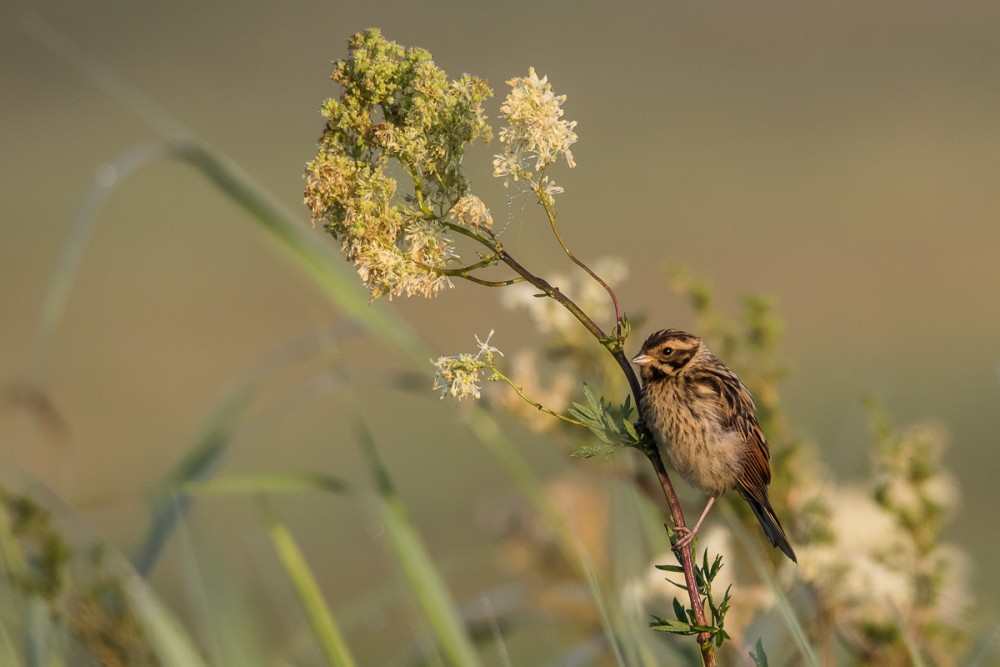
[{"left": 2, "top": 0, "right": 998, "bottom": 657}]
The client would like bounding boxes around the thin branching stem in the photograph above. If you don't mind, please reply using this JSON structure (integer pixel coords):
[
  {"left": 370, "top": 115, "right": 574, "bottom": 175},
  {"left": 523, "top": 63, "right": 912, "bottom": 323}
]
[
  {"left": 413, "top": 254, "right": 501, "bottom": 276},
  {"left": 497, "top": 250, "right": 637, "bottom": 392},
  {"left": 460, "top": 275, "right": 525, "bottom": 287},
  {"left": 440, "top": 220, "right": 499, "bottom": 247},
  {"left": 413, "top": 257, "right": 523, "bottom": 287},
  {"left": 535, "top": 178, "right": 624, "bottom": 334},
  {"left": 491, "top": 369, "right": 588, "bottom": 427},
  {"left": 407, "top": 168, "right": 436, "bottom": 219}
]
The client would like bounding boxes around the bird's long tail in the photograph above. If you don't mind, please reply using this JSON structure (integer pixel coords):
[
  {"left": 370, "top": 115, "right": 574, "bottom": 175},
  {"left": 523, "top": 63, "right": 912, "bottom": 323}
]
[{"left": 739, "top": 491, "right": 797, "bottom": 563}]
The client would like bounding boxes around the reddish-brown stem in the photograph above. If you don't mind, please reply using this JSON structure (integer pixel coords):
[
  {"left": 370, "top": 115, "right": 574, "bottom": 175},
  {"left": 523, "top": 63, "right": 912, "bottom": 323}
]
[
  {"left": 497, "top": 249, "right": 712, "bottom": 663},
  {"left": 647, "top": 448, "right": 715, "bottom": 664},
  {"left": 535, "top": 179, "right": 625, "bottom": 333}
]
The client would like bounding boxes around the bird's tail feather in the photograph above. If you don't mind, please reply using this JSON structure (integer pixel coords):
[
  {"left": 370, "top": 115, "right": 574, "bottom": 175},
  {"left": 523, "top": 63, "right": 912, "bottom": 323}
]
[{"left": 741, "top": 492, "right": 797, "bottom": 563}]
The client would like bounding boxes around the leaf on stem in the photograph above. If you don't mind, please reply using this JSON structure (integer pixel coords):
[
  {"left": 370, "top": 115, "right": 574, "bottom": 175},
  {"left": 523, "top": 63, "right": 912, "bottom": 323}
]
[{"left": 568, "top": 384, "right": 638, "bottom": 459}]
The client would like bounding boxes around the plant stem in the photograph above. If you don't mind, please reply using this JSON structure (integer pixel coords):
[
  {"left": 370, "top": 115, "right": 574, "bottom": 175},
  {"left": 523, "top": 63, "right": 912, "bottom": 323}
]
[
  {"left": 646, "top": 448, "right": 715, "bottom": 665},
  {"left": 460, "top": 275, "right": 525, "bottom": 287},
  {"left": 415, "top": 254, "right": 501, "bottom": 276},
  {"left": 491, "top": 369, "right": 588, "bottom": 427},
  {"left": 498, "top": 250, "right": 637, "bottom": 393},
  {"left": 536, "top": 179, "right": 624, "bottom": 332}
]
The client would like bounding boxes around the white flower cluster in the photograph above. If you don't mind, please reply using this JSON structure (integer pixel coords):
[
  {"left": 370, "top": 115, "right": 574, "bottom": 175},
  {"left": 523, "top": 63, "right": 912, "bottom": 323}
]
[
  {"left": 794, "top": 418, "right": 971, "bottom": 658},
  {"left": 448, "top": 194, "right": 493, "bottom": 229},
  {"left": 493, "top": 67, "right": 578, "bottom": 191},
  {"left": 432, "top": 331, "right": 503, "bottom": 400}
]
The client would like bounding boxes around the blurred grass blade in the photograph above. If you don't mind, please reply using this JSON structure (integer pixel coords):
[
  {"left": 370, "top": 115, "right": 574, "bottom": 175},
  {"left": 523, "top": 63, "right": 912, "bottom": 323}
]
[
  {"left": 181, "top": 473, "right": 348, "bottom": 496},
  {"left": 129, "top": 578, "right": 210, "bottom": 667},
  {"left": 132, "top": 385, "right": 252, "bottom": 576},
  {"left": 172, "top": 535, "right": 268, "bottom": 667},
  {"left": 723, "top": 505, "right": 820, "bottom": 667},
  {"left": 263, "top": 504, "right": 358, "bottom": 667},
  {"left": 0, "top": 620, "right": 22, "bottom": 667},
  {"left": 964, "top": 624, "right": 1000, "bottom": 667},
  {"left": 26, "top": 140, "right": 170, "bottom": 381},
  {"left": 134, "top": 328, "right": 351, "bottom": 576},
  {"left": 167, "top": 140, "right": 428, "bottom": 371},
  {"left": 358, "top": 424, "right": 482, "bottom": 667},
  {"left": 568, "top": 526, "right": 627, "bottom": 667},
  {"left": 26, "top": 598, "right": 57, "bottom": 667}
]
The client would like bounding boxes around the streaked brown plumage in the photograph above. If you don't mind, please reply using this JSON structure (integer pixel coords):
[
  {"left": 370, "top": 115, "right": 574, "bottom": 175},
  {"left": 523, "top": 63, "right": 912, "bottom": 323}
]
[{"left": 632, "top": 329, "right": 796, "bottom": 562}]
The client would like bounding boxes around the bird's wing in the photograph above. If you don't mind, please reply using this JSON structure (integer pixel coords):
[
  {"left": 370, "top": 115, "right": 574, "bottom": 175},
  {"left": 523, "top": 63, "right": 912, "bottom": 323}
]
[
  {"left": 729, "top": 381, "right": 772, "bottom": 499},
  {"left": 693, "top": 370, "right": 772, "bottom": 496}
]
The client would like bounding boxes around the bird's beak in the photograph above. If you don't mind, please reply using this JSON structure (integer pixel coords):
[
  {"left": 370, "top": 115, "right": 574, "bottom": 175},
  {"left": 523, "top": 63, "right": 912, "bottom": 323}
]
[{"left": 631, "top": 353, "right": 653, "bottom": 366}]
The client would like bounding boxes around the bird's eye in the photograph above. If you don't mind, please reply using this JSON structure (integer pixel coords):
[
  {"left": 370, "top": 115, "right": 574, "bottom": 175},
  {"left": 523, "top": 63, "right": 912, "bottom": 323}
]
[{"left": 662, "top": 347, "right": 673, "bottom": 356}]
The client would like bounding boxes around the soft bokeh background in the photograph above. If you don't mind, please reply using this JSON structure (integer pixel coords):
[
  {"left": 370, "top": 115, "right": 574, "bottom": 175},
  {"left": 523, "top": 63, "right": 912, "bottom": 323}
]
[{"left": 2, "top": 0, "right": 998, "bottom": 655}]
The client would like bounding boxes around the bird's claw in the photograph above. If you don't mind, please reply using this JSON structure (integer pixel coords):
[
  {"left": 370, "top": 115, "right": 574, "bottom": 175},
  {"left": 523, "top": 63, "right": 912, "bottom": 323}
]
[{"left": 671, "top": 526, "right": 697, "bottom": 551}]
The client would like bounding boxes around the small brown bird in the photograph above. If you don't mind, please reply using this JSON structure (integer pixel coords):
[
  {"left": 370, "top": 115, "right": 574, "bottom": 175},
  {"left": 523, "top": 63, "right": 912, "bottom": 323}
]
[{"left": 632, "top": 329, "right": 796, "bottom": 562}]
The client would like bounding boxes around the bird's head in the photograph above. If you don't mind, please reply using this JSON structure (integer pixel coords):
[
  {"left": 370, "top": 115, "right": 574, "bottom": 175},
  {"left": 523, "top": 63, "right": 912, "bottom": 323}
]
[{"left": 631, "top": 329, "right": 703, "bottom": 380}]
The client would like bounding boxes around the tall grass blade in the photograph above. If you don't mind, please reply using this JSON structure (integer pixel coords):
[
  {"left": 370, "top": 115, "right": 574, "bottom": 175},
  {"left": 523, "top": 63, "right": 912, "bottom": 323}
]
[
  {"left": 0, "top": 620, "right": 22, "bottom": 667},
  {"left": 723, "top": 505, "right": 820, "bottom": 667},
  {"left": 129, "top": 578, "right": 210, "bottom": 667},
  {"left": 133, "top": 327, "right": 354, "bottom": 574},
  {"left": 263, "top": 503, "right": 359, "bottom": 667},
  {"left": 358, "top": 424, "right": 482, "bottom": 667},
  {"left": 26, "top": 141, "right": 170, "bottom": 382},
  {"left": 167, "top": 140, "right": 428, "bottom": 371},
  {"left": 964, "top": 624, "right": 1000, "bottom": 667},
  {"left": 181, "top": 473, "right": 348, "bottom": 497},
  {"left": 132, "top": 386, "right": 251, "bottom": 576}
]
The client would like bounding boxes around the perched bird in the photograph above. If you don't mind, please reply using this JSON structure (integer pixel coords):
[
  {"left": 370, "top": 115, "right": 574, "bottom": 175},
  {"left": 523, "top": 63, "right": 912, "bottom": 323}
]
[{"left": 632, "top": 329, "right": 796, "bottom": 562}]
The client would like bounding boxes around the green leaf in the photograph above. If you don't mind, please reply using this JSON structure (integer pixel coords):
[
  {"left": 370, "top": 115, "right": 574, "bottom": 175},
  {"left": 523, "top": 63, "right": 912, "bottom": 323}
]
[
  {"left": 671, "top": 598, "right": 686, "bottom": 624},
  {"left": 654, "top": 564, "right": 684, "bottom": 573},
  {"left": 570, "top": 442, "right": 618, "bottom": 460},
  {"left": 648, "top": 616, "right": 698, "bottom": 636},
  {"left": 567, "top": 383, "right": 641, "bottom": 452},
  {"left": 749, "top": 638, "right": 769, "bottom": 667},
  {"left": 649, "top": 618, "right": 717, "bottom": 636}
]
